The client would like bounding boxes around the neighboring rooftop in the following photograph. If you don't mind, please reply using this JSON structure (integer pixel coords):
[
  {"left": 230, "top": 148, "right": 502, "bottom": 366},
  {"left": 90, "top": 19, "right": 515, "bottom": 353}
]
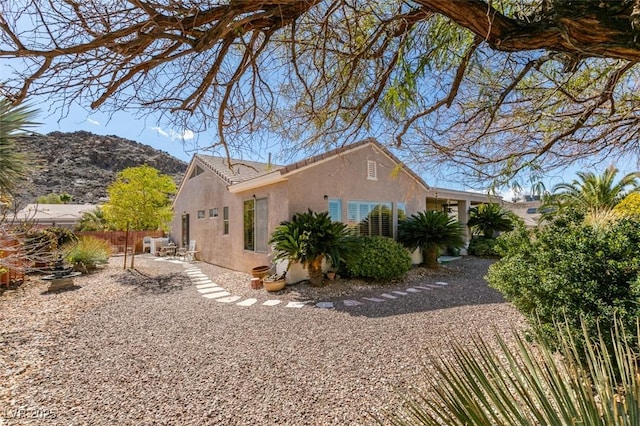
[{"left": 17, "top": 204, "right": 98, "bottom": 227}]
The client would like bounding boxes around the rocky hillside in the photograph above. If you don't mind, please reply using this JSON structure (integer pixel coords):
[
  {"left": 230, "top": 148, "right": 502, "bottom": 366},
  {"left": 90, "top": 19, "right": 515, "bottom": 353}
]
[{"left": 13, "top": 131, "right": 188, "bottom": 206}]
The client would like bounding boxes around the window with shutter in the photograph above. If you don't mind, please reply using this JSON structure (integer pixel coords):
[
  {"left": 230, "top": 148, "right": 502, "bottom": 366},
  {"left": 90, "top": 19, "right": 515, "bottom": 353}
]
[
  {"left": 244, "top": 198, "right": 268, "bottom": 252},
  {"left": 223, "top": 206, "right": 229, "bottom": 234},
  {"left": 244, "top": 200, "right": 255, "bottom": 250},
  {"left": 328, "top": 199, "right": 342, "bottom": 222},
  {"left": 347, "top": 201, "right": 392, "bottom": 237}
]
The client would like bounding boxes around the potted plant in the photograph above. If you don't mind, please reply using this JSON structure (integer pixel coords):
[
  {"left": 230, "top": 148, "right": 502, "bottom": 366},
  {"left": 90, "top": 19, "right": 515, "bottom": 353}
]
[
  {"left": 268, "top": 210, "right": 359, "bottom": 286},
  {"left": 263, "top": 271, "right": 286, "bottom": 292},
  {"left": 250, "top": 265, "right": 271, "bottom": 279}
]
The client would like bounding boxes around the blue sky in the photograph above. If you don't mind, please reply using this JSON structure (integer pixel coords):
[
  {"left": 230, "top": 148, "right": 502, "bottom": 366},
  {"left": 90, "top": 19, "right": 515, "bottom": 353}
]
[
  {"left": 29, "top": 96, "right": 638, "bottom": 202},
  {"left": 34, "top": 100, "right": 196, "bottom": 163}
]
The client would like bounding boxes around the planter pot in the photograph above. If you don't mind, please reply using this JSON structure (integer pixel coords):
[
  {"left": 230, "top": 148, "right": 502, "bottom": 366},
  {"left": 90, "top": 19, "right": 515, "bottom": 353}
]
[
  {"left": 251, "top": 265, "right": 271, "bottom": 279},
  {"left": 250, "top": 277, "right": 263, "bottom": 289},
  {"left": 263, "top": 279, "right": 286, "bottom": 292}
]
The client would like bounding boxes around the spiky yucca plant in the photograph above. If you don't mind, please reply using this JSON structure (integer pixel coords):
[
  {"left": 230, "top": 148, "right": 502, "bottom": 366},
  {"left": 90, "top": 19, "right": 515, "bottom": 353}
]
[{"left": 379, "top": 319, "right": 640, "bottom": 425}]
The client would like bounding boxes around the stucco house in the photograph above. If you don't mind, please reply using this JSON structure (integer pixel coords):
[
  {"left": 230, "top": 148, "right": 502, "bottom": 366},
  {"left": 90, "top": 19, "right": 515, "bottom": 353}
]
[{"left": 170, "top": 138, "right": 498, "bottom": 273}]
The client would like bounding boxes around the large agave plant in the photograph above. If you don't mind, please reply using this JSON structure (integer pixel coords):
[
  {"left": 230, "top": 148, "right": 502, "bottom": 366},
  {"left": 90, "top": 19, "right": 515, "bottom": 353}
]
[{"left": 379, "top": 318, "right": 640, "bottom": 425}]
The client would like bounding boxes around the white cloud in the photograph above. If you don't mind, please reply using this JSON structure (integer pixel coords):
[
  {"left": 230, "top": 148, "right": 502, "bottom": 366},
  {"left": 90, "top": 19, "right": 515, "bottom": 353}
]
[
  {"left": 86, "top": 118, "right": 100, "bottom": 126},
  {"left": 151, "top": 126, "right": 169, "bottom": 137},
  {"left": 152, "top": 126, "right": 194, "bottom": 141},
  {"left": 180, "top": 129, "right": 195, "bottom": 140}
]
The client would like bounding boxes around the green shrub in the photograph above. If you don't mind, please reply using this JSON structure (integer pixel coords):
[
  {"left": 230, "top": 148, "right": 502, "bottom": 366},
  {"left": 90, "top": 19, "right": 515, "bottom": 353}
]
[
  {"left": 487, "top": 217, "right": 640, "bottom": 354},
  {"left": 63, "top": 236, "right": 111, "bottom": 272},
  {"left": 467, "top": 237, "right": 499, "bottom": 257},
  {"left": 344, "top": 236, "right": 411, "bottom": 280}
]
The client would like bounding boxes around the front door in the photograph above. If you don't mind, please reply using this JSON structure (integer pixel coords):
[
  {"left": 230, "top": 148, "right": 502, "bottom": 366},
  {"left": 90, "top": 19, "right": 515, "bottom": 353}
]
[{"left": 181, "top": 213, "right": 190, "bottom": 247}]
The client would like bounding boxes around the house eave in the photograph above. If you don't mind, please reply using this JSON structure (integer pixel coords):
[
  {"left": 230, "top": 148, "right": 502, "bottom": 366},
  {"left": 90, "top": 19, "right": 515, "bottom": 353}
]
[
  {"left": 426, "top": 187, "right": 503, "bottom": 203},
  {"left": 228, "top": 172, "right": 287, "bottom": 193}
]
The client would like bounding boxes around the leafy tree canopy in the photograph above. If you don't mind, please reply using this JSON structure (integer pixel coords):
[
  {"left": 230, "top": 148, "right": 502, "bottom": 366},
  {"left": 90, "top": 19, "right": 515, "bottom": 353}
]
[
  {"left": 542, "top": 166, "right": 639, "bottom": 218},
  {"left": 2, "top": 1, "right": 640, "bottom": 184},
  {"left": 36, "top": 192, "right": 73, "bottom": 204},
  {"left": 103, "top": 165, "right": 176, "bottom": 231},
  {"left": 614, "top": 192, "right": 640, "bottom": 217}
]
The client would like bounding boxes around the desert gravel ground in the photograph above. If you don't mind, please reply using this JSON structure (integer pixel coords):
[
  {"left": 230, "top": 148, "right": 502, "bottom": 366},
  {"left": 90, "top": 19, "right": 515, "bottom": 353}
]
[{"left": 1, "top": 255, "right": 525, "bottom": 425}]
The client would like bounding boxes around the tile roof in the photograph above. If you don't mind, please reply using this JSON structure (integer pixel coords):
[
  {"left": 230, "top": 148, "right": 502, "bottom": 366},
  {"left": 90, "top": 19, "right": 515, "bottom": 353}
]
[
  {"left": 195, "top": 138, "right": 428, "bottom": 190},
  {"left": 195, "top": 155, "right": 283, "bottom": 185}
]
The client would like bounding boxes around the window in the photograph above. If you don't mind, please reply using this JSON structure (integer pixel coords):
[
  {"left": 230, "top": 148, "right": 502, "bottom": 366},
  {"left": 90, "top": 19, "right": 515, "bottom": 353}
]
[
  {"left": 347, "top": 201, "right": 392, "bottom": 237},
  {"left": 197, "top": 209, "right": 205, "bottom": 219},
  {"left": 223, "top": 206, "right": 229, "bottom": 235},
  {"left": 328, "top": 199, "right": 342, "bottom": 222},
  {"left": 209, "top": 208, "right": 218, "bottom": 218},
  {"left": 397, "top": 202, "right": 407, "bottom": 223},
  {"left": 244, "top": 200, "right": 255, "bottom": 250},
  {"left": 367, "top": 160, "right": 377, "bottom": 180},
  {"left": 244, "top": 198, "right": 268, "bottom": 252}
]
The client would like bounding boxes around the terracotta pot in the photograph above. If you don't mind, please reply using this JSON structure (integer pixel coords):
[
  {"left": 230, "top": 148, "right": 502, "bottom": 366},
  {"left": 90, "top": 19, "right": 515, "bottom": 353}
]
[
  {"left": 263, "top": 279, "right": 285, "bottom": 292},
  {"left": 251, "top": 265, "right": 271, "bottom": 279},
  {"left": 250, "top": 277, "right": 263, "bottom": 289}
]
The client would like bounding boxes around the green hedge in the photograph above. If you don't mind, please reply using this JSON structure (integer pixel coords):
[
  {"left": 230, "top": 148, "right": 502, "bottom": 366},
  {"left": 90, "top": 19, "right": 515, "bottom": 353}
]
[
  {"left": 467, "top": 237, "right": 500, "bottom": 257},
  {"left": 487, "top": 217, "right": 640, "bottom": 354},
  {"left": 344, "top": 236, "right": 411, "bottom": 280}
]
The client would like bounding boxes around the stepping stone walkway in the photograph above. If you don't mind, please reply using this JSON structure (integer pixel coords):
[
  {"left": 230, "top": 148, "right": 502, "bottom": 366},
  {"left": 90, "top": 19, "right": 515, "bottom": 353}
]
[{"left": 156, "top": 257, "right": 454, "bottom": 311}]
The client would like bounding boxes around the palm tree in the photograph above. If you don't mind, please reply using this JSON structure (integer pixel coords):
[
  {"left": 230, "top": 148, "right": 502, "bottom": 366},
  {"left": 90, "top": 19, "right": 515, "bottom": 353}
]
[
  {"left": 542, "top": 166, "right": 639, "bottom": 219},
  {"left": 0, "top": 98, "right": 38, "bottom": 198},
  {"left": 398, "top": 210, "right": 465, "bottom": 269},
  {"left": 467, "top": 203, "right": 515, "bottom": 238},
  {"left": 76, "top": 207, "right": 112, "bottom": 231},
  {"left": 269, "top": 210, "right": 359, "bottom": 286}
]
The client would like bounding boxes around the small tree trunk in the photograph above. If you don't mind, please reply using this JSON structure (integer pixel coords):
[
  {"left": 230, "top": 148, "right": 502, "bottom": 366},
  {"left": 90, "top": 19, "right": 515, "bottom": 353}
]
[
  {"left": 424, "top": 247, "right": 439, "bottom": 270},
  {"left": 307, "top": 256, "right": 324, "bottom": 286},
  {"left": 123, "top": 226, "right": 129, "bottom": 269}
]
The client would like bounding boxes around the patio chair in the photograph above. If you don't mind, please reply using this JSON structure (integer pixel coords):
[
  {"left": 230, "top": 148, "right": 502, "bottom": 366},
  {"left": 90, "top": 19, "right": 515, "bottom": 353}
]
[
  {"left": 142, "top": 236, "right": 152, "bottom": 253},
  {"left": 175, "top": 246, "right": 187, "bottom": 261},
  {"left": 185, "top": 240, "right": 198, "bottom": 262}
]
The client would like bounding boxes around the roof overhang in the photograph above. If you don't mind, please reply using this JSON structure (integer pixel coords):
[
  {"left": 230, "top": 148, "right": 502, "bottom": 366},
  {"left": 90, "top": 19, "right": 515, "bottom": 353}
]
[
  {"left": 426, "top": 187, "right": 502, "bottom": 204},
  {"left": 228, "top": 171, "right": 287, "bottom": 193}
]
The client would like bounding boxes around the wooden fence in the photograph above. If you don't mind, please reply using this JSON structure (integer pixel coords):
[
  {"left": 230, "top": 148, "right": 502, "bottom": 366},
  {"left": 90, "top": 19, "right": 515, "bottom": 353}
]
[{"left": 76, "top": 230, "right": 165, "bottom": 254}]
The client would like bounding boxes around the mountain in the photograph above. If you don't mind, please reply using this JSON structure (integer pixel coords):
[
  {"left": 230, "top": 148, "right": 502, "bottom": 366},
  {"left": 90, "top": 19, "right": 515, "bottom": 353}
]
[{"left": 13, "top": 131, "right": 188, "bottom": 207}]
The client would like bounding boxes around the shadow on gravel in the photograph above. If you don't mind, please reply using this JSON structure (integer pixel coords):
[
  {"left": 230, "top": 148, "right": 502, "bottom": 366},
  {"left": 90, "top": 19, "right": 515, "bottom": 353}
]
[
  {"left": 115, "top": 269, "right": 189, "bottom": 294},
  {"left": 330, "top": 282, "right": 507, "bottom": 318},
  {"left": 288, "top": 257, "right": 508, "bottom": 318}
]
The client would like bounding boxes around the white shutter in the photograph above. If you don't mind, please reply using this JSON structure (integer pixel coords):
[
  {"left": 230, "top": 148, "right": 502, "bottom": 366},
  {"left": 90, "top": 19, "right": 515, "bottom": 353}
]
[{"left": 255, "top": 198, "right": 268, "bottom": 253}]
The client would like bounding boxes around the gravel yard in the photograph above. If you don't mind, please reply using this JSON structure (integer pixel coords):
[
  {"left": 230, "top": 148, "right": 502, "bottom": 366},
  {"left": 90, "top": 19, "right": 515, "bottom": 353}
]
[{"left": 1, "top": 255, "right": 525, "bottom": 425}]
